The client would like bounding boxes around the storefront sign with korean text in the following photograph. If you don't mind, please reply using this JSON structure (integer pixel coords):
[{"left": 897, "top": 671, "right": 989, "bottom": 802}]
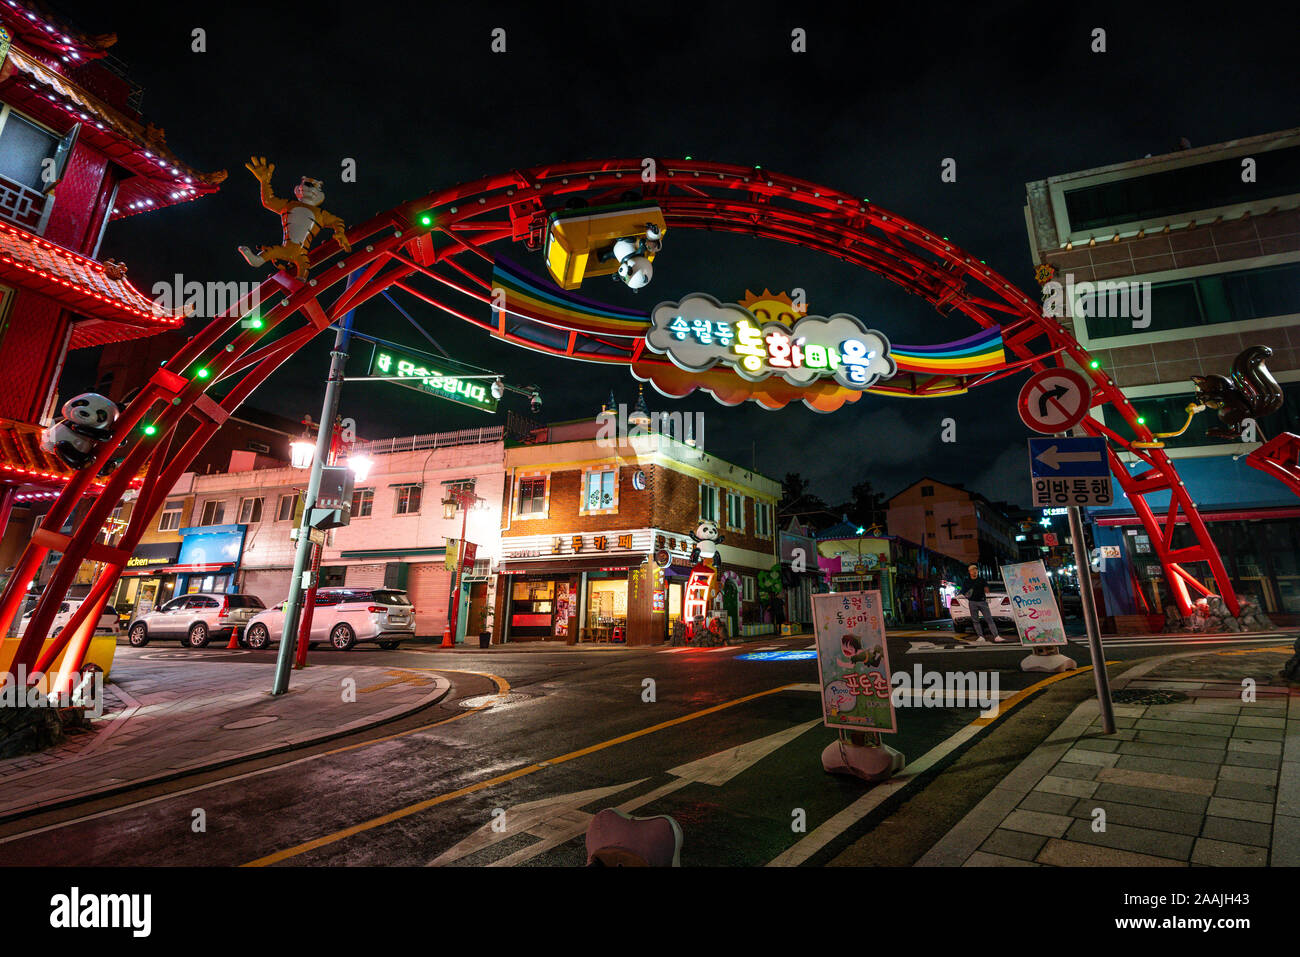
[
  {"left": 812, "top": 591, "right": 896, "bottom": 733},
  {"left": 1000, "top": 560, "right": 1066, "bottom": 646}
]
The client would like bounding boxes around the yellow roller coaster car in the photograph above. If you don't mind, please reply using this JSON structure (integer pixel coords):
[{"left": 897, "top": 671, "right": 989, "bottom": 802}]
[{"left": 544, "top": 203, "right": 667, "bottom": 290}]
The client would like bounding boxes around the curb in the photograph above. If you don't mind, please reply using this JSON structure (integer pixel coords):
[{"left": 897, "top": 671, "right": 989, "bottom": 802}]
[{"left": 0, "top": 672, "right": 455, "bottom": 826}]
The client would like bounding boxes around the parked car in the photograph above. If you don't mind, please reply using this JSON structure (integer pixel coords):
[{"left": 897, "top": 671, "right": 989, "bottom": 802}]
[
  {"left": 243, "top": 587, "right": 416, "bottom": 651},
  {"left": 126, "top": 593, "right": 266, "bottom": 648},
  {"left": 1058, "top": 589, "right": 1084, "bottom": 618},
  {"left": 948, "top": 587, "right": 1015, "bottom": 634},
  {"left": 16, "top": 598, "right": 122, "bottom": 638}
]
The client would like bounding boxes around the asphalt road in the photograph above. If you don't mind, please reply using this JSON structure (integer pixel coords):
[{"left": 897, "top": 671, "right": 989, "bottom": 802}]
[{"left": 0, "top": 627, "right": 1291, "bottom": 867}]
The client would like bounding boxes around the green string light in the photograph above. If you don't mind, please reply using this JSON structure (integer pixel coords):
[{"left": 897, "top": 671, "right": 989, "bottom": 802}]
[{"left": 143, "top": 424, "right": 157, "bottom": 436}]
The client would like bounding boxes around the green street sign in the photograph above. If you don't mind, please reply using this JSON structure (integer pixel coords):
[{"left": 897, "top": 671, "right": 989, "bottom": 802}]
[{"left": 368, "top": 347, "right": 499, "bottom": 413}]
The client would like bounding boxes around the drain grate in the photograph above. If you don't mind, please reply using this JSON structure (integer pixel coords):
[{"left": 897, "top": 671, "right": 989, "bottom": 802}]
[
  {"left": 458, "top": 692, "right": 533, "bottom": 709},
  {"left": 1112, "top": 688, "right": 1189, "bottom": 706}
]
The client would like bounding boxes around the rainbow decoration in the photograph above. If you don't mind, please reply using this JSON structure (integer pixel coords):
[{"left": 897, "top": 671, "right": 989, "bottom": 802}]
[
  {"left": 491, "top": 258, "right": 1006, "bottom": 382},
  {"left": 491, "top": 256, "right": 649, "bottom": 338},
  {"left": 890, "top": 326, "right": 1004, "bottom": 376}
]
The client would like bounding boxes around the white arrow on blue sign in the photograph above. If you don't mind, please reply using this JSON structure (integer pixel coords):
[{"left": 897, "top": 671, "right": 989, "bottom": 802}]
[{"left": 1028, "top": 437, "right": 1109, "bottom": 477}]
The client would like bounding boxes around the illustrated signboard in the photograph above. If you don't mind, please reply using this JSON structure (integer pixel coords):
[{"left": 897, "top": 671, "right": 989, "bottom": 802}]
[
  {"left": 811, "top": 591, "right": 896, "bottom": 733},
  {"left": 554, "top": 581, "right": 570, "bottom": 637},
  {"left": 646, "top": 293, "right": 896, "bottom": 393},
  {"left": 368, "top": 346, "right": 499, "bottom": 413},
  {"left": 1000, "top": 560, "right": 1067, "bottom": 646}
]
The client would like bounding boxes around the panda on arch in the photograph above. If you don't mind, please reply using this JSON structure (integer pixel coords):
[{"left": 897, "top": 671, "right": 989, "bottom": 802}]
[{"left": 40, "top": 393, "right": 121, "bottom": 470}]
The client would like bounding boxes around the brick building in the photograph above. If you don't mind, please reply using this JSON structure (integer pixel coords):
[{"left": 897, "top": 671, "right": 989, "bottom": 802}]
[
  {"left": 496, "top": 415, "right": 780, "bottom": 645},
  {"left": 886, "top": 477, "right": 1018, "bottom": 577}
]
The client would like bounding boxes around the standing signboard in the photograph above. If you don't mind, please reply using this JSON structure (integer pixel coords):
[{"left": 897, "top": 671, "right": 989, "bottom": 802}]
[
  {"left": 1000, "top": 560, "right": 1067, "bottom": 646},
  {"left": 811, "top": 591, "right": 896, "bottom": 733}
]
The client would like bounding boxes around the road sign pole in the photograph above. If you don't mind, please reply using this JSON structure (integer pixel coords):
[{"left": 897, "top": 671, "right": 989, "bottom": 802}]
[{"left": 1067, "top": 499, "right": 1116, "bottom": 734}]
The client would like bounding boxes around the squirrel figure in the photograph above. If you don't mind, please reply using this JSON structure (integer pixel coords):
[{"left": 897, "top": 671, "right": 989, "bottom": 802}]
[
  {"left": 237, "top": 156, "right": 350, "bottom": 279},
  {"left": 1191, "top": 345, "right": 1284, "bottom": 440}
]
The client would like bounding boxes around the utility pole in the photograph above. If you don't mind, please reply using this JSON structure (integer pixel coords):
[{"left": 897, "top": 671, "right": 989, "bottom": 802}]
[{"left": 272, "top": 278, "right": 357, "bottom": 696}]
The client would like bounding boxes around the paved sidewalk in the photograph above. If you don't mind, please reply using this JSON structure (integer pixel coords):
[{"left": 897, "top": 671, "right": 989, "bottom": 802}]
[
  {"left": 0, "top": 650, "right": 449, "bottom": 818},
  {"left": 919, "top": 645, "right": 1299, "bottom": 866}
]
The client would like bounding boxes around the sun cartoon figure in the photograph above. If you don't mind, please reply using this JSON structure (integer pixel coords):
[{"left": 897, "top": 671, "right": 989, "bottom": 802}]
[{"left": 739, "top": 289, "right": 804, "bottom": 326}]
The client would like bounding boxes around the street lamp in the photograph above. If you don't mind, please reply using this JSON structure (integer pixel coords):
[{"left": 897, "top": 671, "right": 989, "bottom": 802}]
[
  {"left": 441, "top": 487, "right": 485, "bottom": 649},
  {"left": 347, "top": 452, "right": 373, "bottom": 483}
]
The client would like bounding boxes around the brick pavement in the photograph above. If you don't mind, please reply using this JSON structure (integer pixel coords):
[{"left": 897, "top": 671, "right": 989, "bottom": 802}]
[{"left": 918, "top": 646, "right": 1299, "bottom": 867}]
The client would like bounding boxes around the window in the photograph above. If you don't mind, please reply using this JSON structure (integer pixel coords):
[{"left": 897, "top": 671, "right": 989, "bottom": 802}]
[
  {"left": 921, "top": 485, "right": 935, "bottom": 497},
  {"left": 199, "top": 500, "right": 226, "bottom": 526},
  {"left": 238, "top": 497, "right": 263, "bottom": 524},
  {"left": 743, "top": 576, "right": 755, "bottom": 601},
  {"left": 1115, "top": 381, "right": 1300, "bottom": 448},
  {"left": 276, "top": 493, "right": 300, "bottom": 523},
  {"left": 1081, "top": 262, "right": 1300, "bottom": 340},
  {"left": 444, "top": 478, "right": 476, "bottom": 497},
  {"left": 754, "top": 501, "right": 773, "bottom": 538},
  {"left": 517, "top": 477, "right": 547, "bottom": 517},
  {"left": 395, "top": 484, "right": 422, "bottom": 515},
  {"left": 158, "top": 500, "right": 183, "bottom": 532},
  {"left": 583, "top": 469, "right": 617, "bottom": 512},
  {"left": 0, "top": 110, "right": 59, "bottom": 192},
  {"left": 1063, "top": 145, "right": 1300, "bottom": 233},
  {"left": 247, "top": 440, "right": 271, "bottom": 454},
  {"left": 699, "top": 484, "right": 719, "bottom": 522},
  {"left": 351, "top": 488, "right": 374, "bottom": 518},
  {"left": 726, "top": 490, "right": 744, "bottom": 531}
]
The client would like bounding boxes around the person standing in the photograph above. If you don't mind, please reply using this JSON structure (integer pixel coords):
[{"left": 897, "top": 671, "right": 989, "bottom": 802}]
[{"left": 964, "top": 563, "right": 1005, "bottom": 642}]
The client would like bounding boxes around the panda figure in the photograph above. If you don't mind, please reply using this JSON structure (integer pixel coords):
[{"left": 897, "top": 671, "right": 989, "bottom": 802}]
[
  {"left": 608, "top": 224, "right": 662, "bottom": 291},
  {"left": 690, "top": 520, "right": 725, "bottom": 568},
  {"left": 41, "top": 393, "right": 120, "bottom": 470}
]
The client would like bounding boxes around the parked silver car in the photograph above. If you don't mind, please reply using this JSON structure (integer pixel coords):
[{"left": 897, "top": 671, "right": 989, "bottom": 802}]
[
  {"left": 243, "top": 587, "right": 416, "bottom": 651},
  {"left": 16, "top": 598, "right": 121, "bottom": 638},
  {"left": 126, "top": 593, "right": 266, "bottom": 648}
]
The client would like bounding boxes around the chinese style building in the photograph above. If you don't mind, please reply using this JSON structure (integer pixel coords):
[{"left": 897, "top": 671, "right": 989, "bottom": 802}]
[{"left": 0, "top": 1, "right": 223, "bottom": 575}]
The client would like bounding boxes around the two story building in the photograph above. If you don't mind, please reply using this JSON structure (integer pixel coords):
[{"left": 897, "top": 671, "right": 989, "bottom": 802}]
[{"left": 495, "top": 414, "right": 781, "bottom": 645}]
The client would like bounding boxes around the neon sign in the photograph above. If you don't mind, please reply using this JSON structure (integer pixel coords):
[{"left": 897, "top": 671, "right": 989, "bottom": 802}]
[
  {"left": 646, "top": 293, "right": 896, "bottom": 390},
  {"left": 368, "top": 348, "right": 499, "bottom": 413}
]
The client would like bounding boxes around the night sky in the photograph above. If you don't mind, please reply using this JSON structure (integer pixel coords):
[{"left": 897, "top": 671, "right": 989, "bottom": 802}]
[{"left": 57, "top": 0, "right": 1299, "bottom": 508}]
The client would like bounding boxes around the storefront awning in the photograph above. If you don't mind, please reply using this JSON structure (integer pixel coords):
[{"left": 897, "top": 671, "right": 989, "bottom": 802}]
[{"left": 499, "top": 556, "right": 645, "bottom": 575}]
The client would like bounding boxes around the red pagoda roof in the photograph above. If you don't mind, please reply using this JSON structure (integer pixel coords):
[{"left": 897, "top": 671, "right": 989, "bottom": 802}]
[
  {"left": 0, "top": 5, "right": 226, "bottom": 220},
  {"left": 0, "top": 219, "right": 189, "bottom": 347}
]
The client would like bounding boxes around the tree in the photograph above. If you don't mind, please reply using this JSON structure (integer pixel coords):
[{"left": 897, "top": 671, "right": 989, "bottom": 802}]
[
  {"left": 779, "top": 472, "right": 829, "bottom": 518},
  {"left": 836, "top": 479, "right": 888, "bottom": 533}
]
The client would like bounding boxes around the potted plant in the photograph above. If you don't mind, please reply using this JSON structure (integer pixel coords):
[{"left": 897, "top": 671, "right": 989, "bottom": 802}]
[{"left": 476, "top": 604, "right": 493, "bottom": 649}]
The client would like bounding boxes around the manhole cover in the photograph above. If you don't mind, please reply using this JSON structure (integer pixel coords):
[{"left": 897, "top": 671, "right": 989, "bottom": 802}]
[
  {"left": 222, "top": 715, "right": 280, "bottom": 729},
  {"left": 459, "top": 692, "right": 532, "bottom": 709},
  {"left": 1112, "top": 689, "right": 1189, "bottom": 706}
]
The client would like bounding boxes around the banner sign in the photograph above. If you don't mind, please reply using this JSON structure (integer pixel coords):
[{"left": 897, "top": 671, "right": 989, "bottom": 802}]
[
  {"left": 368, "top": 346, "right": 499, "bottom": 413},
  {"left": 812, "top": 591, "right": 896, "bottom": 733},
  {"left": 646, "top": 293, "right": 896, "bottom": 391},
  {"left": 1000, "top": 560, "right": 1067, "bottom": 646}
]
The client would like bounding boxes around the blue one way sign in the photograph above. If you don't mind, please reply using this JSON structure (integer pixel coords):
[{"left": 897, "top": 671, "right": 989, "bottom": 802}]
[{"left": 1027, "top": 437, "right": 1112, "bottom": 507}]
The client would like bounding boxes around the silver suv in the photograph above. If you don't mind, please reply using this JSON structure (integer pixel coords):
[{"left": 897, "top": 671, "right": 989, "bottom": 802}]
[{"left": 127, "top": 593, "right": 266, "bottom": 648}]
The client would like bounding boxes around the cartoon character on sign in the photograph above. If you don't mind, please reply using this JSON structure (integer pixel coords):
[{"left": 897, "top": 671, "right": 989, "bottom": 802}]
[
  {"left": 237, "top": 156, "right": 350, "bottom": 279},
  {"left": 824, "top": 680, "right": 855, "bottom": 718}
]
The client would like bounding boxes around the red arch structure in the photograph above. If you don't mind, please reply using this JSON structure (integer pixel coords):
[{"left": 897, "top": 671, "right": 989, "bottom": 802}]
[{"left": 0, "top": 158, "right": 1248, "bottom": 687}]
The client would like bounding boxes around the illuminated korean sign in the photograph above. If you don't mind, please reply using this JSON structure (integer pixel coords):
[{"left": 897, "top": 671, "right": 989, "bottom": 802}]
[
  {"left": 368, "top": 348, "right": 499, "bottom": 413},
  {"left": 645, "top": 293, "right": 896, "bottom": 390}
]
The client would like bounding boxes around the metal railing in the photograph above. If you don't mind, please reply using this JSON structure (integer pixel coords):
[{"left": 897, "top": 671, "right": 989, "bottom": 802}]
[{"left": 351, "top": 425, "right": 504, "bottom": 456}]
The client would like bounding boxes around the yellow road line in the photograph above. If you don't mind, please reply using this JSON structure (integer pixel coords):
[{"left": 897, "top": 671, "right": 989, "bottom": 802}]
[
  {"left": 244, "top": 682, "right": 799, "bottom": 867},
  {"left": 972, "top": 665, "right": 1096, "bottom": 725}
]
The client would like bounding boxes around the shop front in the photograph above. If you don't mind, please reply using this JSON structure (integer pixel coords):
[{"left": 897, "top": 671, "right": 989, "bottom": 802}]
[
  {"left": 116, "top": 526, "right": 247, "bottom": 618},
  {"left": 114, "top": 541, "right": 182, "bottom": 618}
]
